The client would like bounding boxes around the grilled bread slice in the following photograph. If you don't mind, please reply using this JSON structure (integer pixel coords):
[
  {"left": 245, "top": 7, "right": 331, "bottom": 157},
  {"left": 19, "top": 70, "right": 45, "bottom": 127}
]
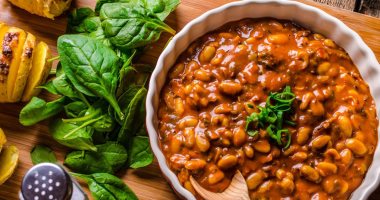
[
  {"left": 22, "top": 42, "right": 52, "bottom": 102},
  {"left": 7, "top": 0, "right": 73, "bottom": 19},
  {"left": 10, "top": 33, "right": 36, "bottom": 102}
]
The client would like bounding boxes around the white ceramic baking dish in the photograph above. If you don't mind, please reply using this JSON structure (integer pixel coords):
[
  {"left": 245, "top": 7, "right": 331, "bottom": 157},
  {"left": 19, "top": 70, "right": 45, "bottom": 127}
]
[{"left": 146, "top": 1, "right": 380, "bottom": 199}]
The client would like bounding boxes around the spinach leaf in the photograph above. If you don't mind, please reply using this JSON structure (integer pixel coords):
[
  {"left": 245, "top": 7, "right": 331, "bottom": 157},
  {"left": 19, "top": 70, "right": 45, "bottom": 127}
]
[
  {"left": 50, "top": 119, "right": 96, "bottom": 151},
  {"left": 52, "top": 74, "right": 81, "bottom": 99},
  {"left": 95, "top": 0, "right": 130, "bottom": 13},
  {"left": 38, "top": 81, "right": 59, "bottom": 95},
  {"left": 117, "top": 87, "right": 147, "bottom": 144},
  {"left": 19, "top": 97, "right": 67, "bottom": 126},
  {"left": 57, "top": 35, "right": 124, "bottom": 121},
  {"left": 65, "top": 142, "right": 128, "bottom": 174},
  {"left": 72, "top": 172, "right": 138, "bottom": 200},
  {"left": 128, "top": 136, "right": 153, "bottom": 168},
  {"left": 95, "top": 0, "right": 180, "bottom": 21},
  {"left": 30, "top": 145, "right": 57, "bottom": 165},
  {"left": 93, "top": 114, "right": 115, "bottom": 132},
  {"left": 100, "top": 3, "right": 175, "bottom": 50},
  {"left": 145, "top": 0, "right": 180, "bottom": 21},
  {"left": 67, "top": 8, "right": 96, "bottom": 33},
  {"left": 64, "top": 101, "right": 88, "bottom": 118}
]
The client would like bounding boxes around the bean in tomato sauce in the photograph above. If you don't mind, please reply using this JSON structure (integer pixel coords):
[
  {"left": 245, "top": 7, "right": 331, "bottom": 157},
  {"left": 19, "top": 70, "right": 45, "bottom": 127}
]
[{"left": 158, "top": 18, "right": 378, "bottom": 199}]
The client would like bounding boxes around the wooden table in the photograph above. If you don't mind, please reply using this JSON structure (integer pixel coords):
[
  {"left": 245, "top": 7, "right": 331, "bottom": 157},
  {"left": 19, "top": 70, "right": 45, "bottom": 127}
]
[
  {"left": 313, "top": 0, "right": 380, "bottom": 18},
  {"left": 0, "top": 0, "right": 379, "bottom": 199}
]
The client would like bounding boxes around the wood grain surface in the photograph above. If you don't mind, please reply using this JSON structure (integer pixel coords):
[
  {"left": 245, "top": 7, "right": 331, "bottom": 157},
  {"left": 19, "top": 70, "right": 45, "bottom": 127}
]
[{"left": 0, "top": 0, "right": 379, "bottom": 200}]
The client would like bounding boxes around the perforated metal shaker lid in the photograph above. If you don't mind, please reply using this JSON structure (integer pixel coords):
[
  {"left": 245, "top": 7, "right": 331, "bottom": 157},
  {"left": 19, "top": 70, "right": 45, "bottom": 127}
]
[{"left": 20, "top": 163, "right": 72, "bottom": 200}]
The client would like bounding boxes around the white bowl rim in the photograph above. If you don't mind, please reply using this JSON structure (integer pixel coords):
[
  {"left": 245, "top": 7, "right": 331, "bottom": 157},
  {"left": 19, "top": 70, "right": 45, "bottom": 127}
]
[{"left": 146, "top": 1, "right": 380, "bottom": 200}]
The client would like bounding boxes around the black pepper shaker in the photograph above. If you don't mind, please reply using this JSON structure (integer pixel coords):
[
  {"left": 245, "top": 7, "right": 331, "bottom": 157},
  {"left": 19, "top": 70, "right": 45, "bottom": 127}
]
[{"left": 20, "top": 163, "right": 88, "bottom": 200}]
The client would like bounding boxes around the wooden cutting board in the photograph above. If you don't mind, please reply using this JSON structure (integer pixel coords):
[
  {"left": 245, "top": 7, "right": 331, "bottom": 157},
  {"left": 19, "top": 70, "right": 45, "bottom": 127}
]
[{"left": 0, "top": 0, "right": 379, "bottom": 199}]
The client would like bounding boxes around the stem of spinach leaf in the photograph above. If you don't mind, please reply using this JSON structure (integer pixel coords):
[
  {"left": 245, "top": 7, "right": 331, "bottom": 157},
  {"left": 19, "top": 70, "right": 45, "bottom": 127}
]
[
  {"left": 47, "top": 56, "right": 60, "bottom": 63},
  {"left": 78, "top": 91, "right": 91, "bottom": 108},
  {"left": 63, "top": 115, "right": 105, "bottom": 139},
  {"left": 62, "top": 108, "right": 101, "bottom": 123}
]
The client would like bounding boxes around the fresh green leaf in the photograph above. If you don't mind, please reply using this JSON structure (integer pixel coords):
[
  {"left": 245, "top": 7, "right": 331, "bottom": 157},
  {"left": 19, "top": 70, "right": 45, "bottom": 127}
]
[
  {"left": 128, "top": 136, "right": 153, "bottom": 168},
  {"left": 100, "top": 3, "right": 176, "bottom": 50},
  {"left": 247, "top": 130, "right": 258, "bottom": 137},
  {"left": 72, "top": 172, "right": 138, "bottom": 200},
  {"left": 93, "top": 114, "right": 115, "bottom": 132},
  {"left": 52, "top": 74, "right": 81, "bottom": 99},
  {"left": 38, "top": 81, "right": 59, "bottom": 95},
  {"left": 145, "top": 0, "right": 180, "bottom": 21},
  {"left": 57, "top": 35, "right": 124, "bottom": 121},
  {"left": 95, "top": 0, "right": 130, "bottom": 13},
  {"left": 67, "top": 8, "right": 96, "bottom": 33},
  {"left": 95, "top": 0, "right": 180, "bottom": 21},
  {"left": 30, "top": 145, "right": 57, "bottom": 165},
  {"left": 50, "top": 119, "right": 96, "bottom": 151},
  {"left": 64, "top": 101, "right": 89, "bottom": 118},
  {"left": 117, "top": 87, "right": 147, "bottom": 144},
  {"left": 65, "top": 142, "right": 128, "bottom": 174},
  {"left": 245, "top": 86, "right": 295, "bottom": 149},
  {"left": 19, "top": 97, "right": 67, "bottom": 126}
]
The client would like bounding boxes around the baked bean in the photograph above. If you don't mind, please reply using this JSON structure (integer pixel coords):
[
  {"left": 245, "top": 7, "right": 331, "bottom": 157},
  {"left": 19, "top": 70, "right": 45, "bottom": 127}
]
[
  {"left": 233, "top": 127, "right": 247, "bottom": 146},
  {"left": 322, "top": 176, "right": 338, "bottom": 194},
  {"left": 170, "top": 135, "right": 183, "bottom": 153},
  {"left": 253, "top": 140, "right": 271, "bottom": 153},
  {"left": 279, "top": 177, "right": 295, "bottom": 194},
  {"left": 194, "top": 69, "right": 211, "bottom": 82},
  {"left": 314, "top": 33, "right": 325, "bottom": 40},
  {"left": 183, "top": 128, "right": 195, "bottom": 148},
  {"left": 291, "top": 152, "right": 308, "bottom": 162},
  {"left": 345, "top": 138, "right": 367, "bottom": 156},
  {"left": 300, "top": 165, "right": 320, "bottom": 183},
  {"left": 355, "top": 162, "right": 368, "bottom": 175},
  {"left": 310, "top": 135, "right": 331, "bottom": 150},
  {"left": 324, "top": 149, "right": 341, "bottom": 161},
  {"left": 340, "top": 148, "right": 353, "bottom": 166},
  {"left": 323, "top": 39, "right": 336, "bottom": 48},
  {"left": 178, "top": 116, "right": 198, "bottom": 129},
  {"left": 310, "top": 100, "right": 325, "bottom": 116},
  {"left": 317, "top": 62, "right": 331, "bottom": 75},
  {"left": 199, "top": 46, "right": 216, "bottom": 63},
  {"left": 170, "top": 154, "right": 188, "bottom": 170},
  {"left": 217, "top": 154, "right": 238, "bottom": 170},
  {"left": 354, "top": 131, "right": 365, "bottom": 142},
  {"left": 208, "top": 170, "right": 225, "bottom": 185},
  {"left": 196, "top": 132, "right": 210, "bottom": 152},
  {"left": 323, "top": 177, "right": 348, "bottom": 195},
  {"left": 283, "top": 145, "right": 298, "bottom": 156},
  {"left": 316, "top": 162, "right": 337, "bottom": 176},
  {"left": 297, "top": 126, "right": 312, "bottom": 145},
  {"left": 231, "top": 103, "right": 244, "bottom": 115},
  {"left": 170, "top": 63, "right": 185, "bottom": 79},
  {"left": 246, "top": 37, "right": 255, "bottom": 44},
  {"left": 214, "top": 103, "right": 232, "bottom": 114},
  {"left": 244, "top": 145, "right": 255, "bottom": 158},
  {"left": 268, "top": 34, "right": 289, "bottom": 44},
  {"left": 300, "top": 92, "right": 313, "bottom": 110},
  {"left": 219, "top": 80, "right": 242, "bottom": 95},
  {"left": 337, "top": 116, "right": 353, "bottom": 138},
  {"left": 246, "top": 171, "right": 266, "bottom": 190},
  {"left": 350, "top": 114, "right": 363, "bottom": 130},
  {"left": 257, "top": 180, "right": 274, "bottom": 193},
  {"left": 276, "top": 169, "right": 287, "bottom": 179},
  {"left": 185, "top": 159, "right": 207, "bottom": 171}
]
